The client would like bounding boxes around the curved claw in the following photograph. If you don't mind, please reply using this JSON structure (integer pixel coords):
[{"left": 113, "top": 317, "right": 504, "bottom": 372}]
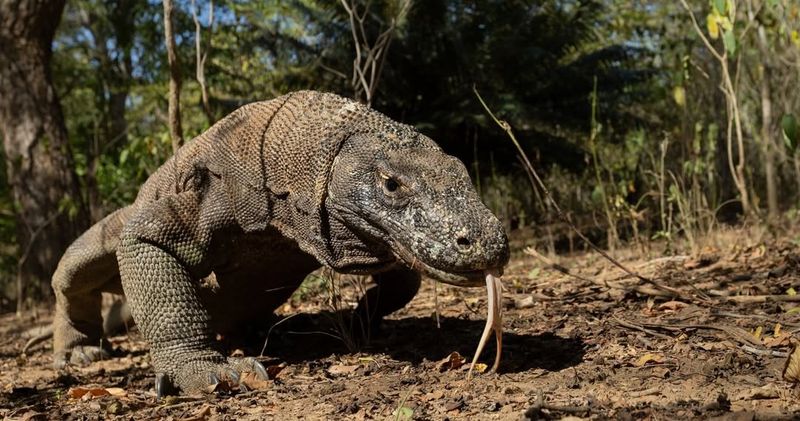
[
  {"left": 71, "top": 351, "right": 92, "bottom": 365},
  {"left": 252, "top": 359, "right": 269, "bottom": 380},
  {"left": 225, "top": 368, "right": 240, "bottom": 384},
  {"left": 155, "top": 372, "right": 172, "bottom": 400},
  {"left": 65, "top": 346, "right": 110, "bottom": 366},
  {"left": 207, "top": 372, "right": 220, "bottom": 387}
]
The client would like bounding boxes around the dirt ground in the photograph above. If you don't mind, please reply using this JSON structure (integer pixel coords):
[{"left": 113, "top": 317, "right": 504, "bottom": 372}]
[{"left": 1, "top": 226, "right": 800, "bottom": 420}]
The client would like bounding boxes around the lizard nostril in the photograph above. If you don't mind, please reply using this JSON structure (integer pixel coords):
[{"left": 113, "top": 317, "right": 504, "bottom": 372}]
[{"left": 456, "top": 236, "right": 471, "bottom": 249}]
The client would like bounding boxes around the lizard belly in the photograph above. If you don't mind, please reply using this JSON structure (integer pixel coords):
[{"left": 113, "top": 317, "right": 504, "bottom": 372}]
[{"left": 201, "top": 229, "right": 321, "bottom": 332}]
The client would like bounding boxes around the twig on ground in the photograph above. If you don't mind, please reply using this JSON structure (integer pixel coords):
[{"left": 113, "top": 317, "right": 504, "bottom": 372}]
[
  {"left": 524, "top": 393, "right": 593, "bottom": 419},
  {"left": 740, "top": 344, "right": 789, "bottom": 358},
  {"left": 613, "top": 317, "right": 675, "bottom": 340},
  {"left": 638, "top": 321, "right": 764, "bottom": 348},
  {"left": 614, "top": 317, "right": 775, "bottom": 352},
  {"left": 637, "top": 255, "right": 690, "bottom": 268},
  {"left": 725, "top": 295, "right": 800, "bottom": 304},
  {"left": 711, "top": 311, "right": 800, "bottom": 328},
  {"left": 628, "top": 387, "right": 662, "bottom": 398}
]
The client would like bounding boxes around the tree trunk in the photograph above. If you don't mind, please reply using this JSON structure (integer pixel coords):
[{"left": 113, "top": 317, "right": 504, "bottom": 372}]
[
  {"left": 163, "top": 0, "right": 184, "bottom": 153},
  {"left": 756, "top": 25, "right": 778, "bottom": 220},
  {"left": 0, "top": 0, "right": 89, "bottom": 301}
]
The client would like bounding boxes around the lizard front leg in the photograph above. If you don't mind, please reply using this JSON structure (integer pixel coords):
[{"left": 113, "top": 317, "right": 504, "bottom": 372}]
[{"left": 117, "top": 191, "right": 267, "bottom": 394}]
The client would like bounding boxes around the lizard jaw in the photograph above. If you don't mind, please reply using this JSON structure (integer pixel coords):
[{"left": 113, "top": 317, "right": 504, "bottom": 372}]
[{"left": 391, "top": 240, "right": 503, "bottom": 287}]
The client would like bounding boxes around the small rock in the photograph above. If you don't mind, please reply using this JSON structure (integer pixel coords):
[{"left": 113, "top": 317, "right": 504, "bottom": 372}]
[
  {"left": 707, "top": 411, "right": 755, "bottom": 421},
  {"left": 106, "top": 400, "right": 126, "bottom": 415},
  {"left": 734, "top": 384, "right": 780, "bottom": 401},
  {"left": 444, "top": 397, "right": 464, "bottom": 411},
  {"left": 768, "top": 265, "right": 788, "bottom": 278}
]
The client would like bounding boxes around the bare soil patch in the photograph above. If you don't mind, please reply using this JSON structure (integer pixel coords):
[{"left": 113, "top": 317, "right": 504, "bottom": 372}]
[{"left": 2, "top": 227, "right": 799, "bottom": 420}]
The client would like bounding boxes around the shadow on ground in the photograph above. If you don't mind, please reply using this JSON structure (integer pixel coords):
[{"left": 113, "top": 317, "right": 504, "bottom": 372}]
[{"left": 254, "top": 312, "right": 586, "bottom": 374}]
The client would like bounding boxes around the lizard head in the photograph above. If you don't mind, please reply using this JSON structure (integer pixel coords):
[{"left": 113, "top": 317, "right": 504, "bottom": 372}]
[{"left": 326, "top": 130, "right": 509, "bottom": 287}]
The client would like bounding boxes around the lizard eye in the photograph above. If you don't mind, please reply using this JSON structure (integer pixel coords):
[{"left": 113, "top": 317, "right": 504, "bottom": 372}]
[
  {"left": 379, "top": 173, "right": 403, "bottom": 197},
  {"left": 384, "top": 177, "right": 400, "bottom": 193}
]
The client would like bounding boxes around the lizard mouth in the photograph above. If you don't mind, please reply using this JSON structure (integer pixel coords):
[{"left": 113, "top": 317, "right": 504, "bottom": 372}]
[
  {"left": 326, "top": 204, "right": 503, "bottom": 285},
  {"left": 391, "top": 241, "right": 502, "bottom": 287}
]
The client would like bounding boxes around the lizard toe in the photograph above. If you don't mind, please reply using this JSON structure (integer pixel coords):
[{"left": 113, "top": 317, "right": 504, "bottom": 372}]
[
  {"left": 69, "top": 346, "right": 109, "bottom": 365},
  {"left": 53, "top": 346, "right": 109, "bottom": 368},
  {"left": 173, "top": 361, "right": 244, "bottom": 394},
  {"left": 228, "top": 356, "right": 269, "bottom": 381}
]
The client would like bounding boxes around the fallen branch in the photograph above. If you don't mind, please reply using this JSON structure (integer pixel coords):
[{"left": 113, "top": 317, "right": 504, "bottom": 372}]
[
  {"left": 725, "top": 295, "right": 800, "bottom": 304},
  {"left": 638, "top": 321, "right": 763, "bottom": 348},
  {"left": 740, "top": 344, "right": 789, "bottom": 358},
  {"left": 524, "top": 393, "right": 593, "bottom": 419}
]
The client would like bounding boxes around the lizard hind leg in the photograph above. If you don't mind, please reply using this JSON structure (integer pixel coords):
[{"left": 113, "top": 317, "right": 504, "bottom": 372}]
[{"left": 51, "top": 206, "right": 133, "bottom": 367}]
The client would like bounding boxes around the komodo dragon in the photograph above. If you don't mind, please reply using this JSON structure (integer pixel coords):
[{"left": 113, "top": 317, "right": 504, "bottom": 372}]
[{"left": 51, "top": 90, "right": 509, "bottom": 394}]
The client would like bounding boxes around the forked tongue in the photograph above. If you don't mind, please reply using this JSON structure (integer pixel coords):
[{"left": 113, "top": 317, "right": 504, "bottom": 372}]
[{"left": 467, "top": 271, "right": 503, "bottom": 379}]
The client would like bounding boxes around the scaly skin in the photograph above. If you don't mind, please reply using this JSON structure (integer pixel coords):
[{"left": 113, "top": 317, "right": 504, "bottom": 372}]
[{"left": 50, "top": 91, "right": 509, "bottom": 393}]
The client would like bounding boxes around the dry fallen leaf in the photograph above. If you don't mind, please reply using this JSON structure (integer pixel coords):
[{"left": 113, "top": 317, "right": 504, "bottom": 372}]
[
  {"left": 698, "top": 341, "right": 734, "bottom": 351},
  {"left": 471, "top": 363, "right": 488, "bottom": 374},
  {"left": 104, "top": 387, "right": 126, "bottom": 397},
  {"left": 436, "top": 351, "right": 466, "bottom": 372},
  {"left": 658, "top": 301, "right": 688, "bottom": 312},
  {"left": 327, "top": 364, "right": 360, "bottom": 376},
  {"left": 684, "top": 248, "right": 719, "bottom": 269},
  {"left": 68, "top": 387, "right": 110, "bottom": 400},
  {"left": 239, "top": 372, "right": 271, "bottom": 390},
  {"left": 179, "top": 404, "right": 212, "bottom": 421},
  {"left": 783, "top": 342, "right": 800, "bottom": 383},
  {"left": 763, "top": 332, "right": 793, "bottom": 348},
  {"left": 633, "top": 353, "right": 665, "bottom": 367},
  {"left": 266, "top": 363, "right": 286, "bottom": 380},
  {"left": 421, "top": 390, "right": 445, "bottom": 402},
  {"left": 205, "top": 378, "right": 235, "bottom": 394}
]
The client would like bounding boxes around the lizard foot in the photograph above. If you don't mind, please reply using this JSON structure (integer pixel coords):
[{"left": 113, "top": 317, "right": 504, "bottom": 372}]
[
  {"left": 172, "top": 356, "right": 270, "bottom": 394},
  {"left": 53, "top": 345, "right": 110, "bottom": 368}
]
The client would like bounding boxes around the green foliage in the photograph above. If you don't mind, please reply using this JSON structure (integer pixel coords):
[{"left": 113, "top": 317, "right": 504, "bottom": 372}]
[
  {"left": 2, "top": 0, "right": 799, "bottom": 305},
  {"left": 783, "top": 114, "right": 799, "bottom": 151}
]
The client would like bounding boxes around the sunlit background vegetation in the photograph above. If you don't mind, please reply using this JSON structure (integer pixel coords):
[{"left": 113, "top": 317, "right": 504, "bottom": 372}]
[{"left": 1, "top": 0, "right": 799, "bottom": 310}]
